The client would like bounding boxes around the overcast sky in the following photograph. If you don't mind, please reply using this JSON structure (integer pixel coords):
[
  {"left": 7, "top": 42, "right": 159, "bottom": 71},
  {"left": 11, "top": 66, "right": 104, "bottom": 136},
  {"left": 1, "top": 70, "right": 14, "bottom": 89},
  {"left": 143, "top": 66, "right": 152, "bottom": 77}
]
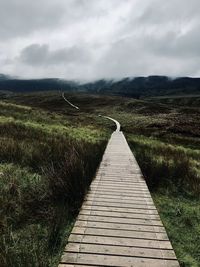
[{"left": 0, "top": 0, "right": 200, "bottom": 80}]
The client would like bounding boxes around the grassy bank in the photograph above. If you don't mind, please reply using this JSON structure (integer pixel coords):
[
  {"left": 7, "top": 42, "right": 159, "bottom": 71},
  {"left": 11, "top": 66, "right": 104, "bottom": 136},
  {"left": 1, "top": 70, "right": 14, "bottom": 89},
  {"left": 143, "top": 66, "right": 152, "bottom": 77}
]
[
  {"left": 120, "top": 96, "right": 200, "bottom": 266},
  {"left": 0, "top": 100, "right": 109, "bottom": 267},
  {"left": 127, "top": 135, "right": 200, "bottom": 266}
]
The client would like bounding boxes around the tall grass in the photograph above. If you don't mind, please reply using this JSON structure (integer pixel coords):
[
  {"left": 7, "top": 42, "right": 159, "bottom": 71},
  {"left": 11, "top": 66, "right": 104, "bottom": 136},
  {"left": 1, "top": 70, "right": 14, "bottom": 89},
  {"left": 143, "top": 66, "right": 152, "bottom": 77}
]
[
  {"left": 127, "top": 134, "right": 200, "bottom": 266},
  {"left": 128, "top": 135, "right": 200, "bottom": 196},
  {"left": 0, "top": 102, "right": 108, "bottom": 267}
]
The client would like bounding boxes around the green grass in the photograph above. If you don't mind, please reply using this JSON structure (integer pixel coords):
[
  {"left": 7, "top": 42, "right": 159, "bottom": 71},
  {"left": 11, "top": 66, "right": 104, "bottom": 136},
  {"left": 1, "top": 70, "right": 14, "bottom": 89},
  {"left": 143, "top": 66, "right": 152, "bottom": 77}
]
[
  {"left": 1, "top": 91, "right": 200, "bottom": 266},
  {"left": 0, "top": 99, "right": 109, "bottom": 267},
  {"left": 127, "top": 135, "right": 200, "bottom": 194},
  {"left": 127, "top": 134, "right": 200, "bottom": 266},
  {"left": 153, "top": 194, "right": 200, "bottom": 267}
]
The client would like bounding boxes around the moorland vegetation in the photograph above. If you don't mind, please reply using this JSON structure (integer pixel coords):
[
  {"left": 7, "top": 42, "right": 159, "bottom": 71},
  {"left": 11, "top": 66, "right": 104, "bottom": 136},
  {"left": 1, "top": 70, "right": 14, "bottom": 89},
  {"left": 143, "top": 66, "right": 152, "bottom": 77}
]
[{"left": 0, "top": 91, "right": 200, "bottom": 266}]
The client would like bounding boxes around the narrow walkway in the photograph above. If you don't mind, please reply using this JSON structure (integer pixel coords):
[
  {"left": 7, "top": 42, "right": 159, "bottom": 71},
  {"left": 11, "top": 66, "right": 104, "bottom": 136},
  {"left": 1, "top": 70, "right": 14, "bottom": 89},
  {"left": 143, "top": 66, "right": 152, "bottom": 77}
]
[
  {"left": 59, "top": 131, "right": 179, "bottom": 267},
  {"left": 62, "top": 92, "right": 80, "bottom": 110}
]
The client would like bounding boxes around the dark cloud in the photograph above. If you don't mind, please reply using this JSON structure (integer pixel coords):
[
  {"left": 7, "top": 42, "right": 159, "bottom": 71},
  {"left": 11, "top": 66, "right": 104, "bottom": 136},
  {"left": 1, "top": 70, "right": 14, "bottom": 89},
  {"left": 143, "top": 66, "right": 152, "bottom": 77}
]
[
  {"left": 19, "top": 44, "right": 48, "bottom": 65},
  {"left": 19, "top": 44, "right": 91, "bottom": 66}
]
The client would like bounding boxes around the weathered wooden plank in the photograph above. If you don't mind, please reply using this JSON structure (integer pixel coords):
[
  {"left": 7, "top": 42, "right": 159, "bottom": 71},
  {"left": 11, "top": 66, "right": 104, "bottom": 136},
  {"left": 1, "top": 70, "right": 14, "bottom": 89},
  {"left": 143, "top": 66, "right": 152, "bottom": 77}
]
[
  {"left": 87, "top": 193, "right": 152, "bottom": 200},
  {"left": 74, "top": 220, "right": 166, "bottom": 233},
  {"left": 90, "top": 182, "right": 148, "bottom": 188},
  {"left": 85, "top": 197, "right": 154, "bottom": 205},
  {"left": 61, "top": 252, "right": 179, "bottom": 267},
  {"left": 71, "top": 226, "right": 169, "bottom": 240},
  {"left": 86, "top": 193, "right": 153, "bottom": 201},
  {"left": 92, "top": 178, "right": 146, "bottom": 182},
  {"left": 93, "top": 180, "right": 147, "bottom": 185},
  {"left": 59, "top": 264, "right": 102, "bottom": 267},
  {"left": 77, "top": 215, "right": 163, "bottom": 226},
  {"left": 58, "top": 131, "right": 179, "bottom": 266},
  {"left": 90, "top": 185, "right": 149, "bottom": 191},
  {"left": 81, "top": 205, "right": 159, "bottom": 215},
  {"left": 68, "top": 234, "right": 173, "bottom": 249},
  {"left": 89, "top": 188, "right": 151, "bottom": 194},
  {"left": 79, "top": 210, "right": 160, "bottom": 220},
  {"left": 84, "top": 200, "right": 157, "bottom": 209},
  {"left": 65, "top": 243, "right": 177, "bottom": 260},
  {"left": 90, "top": 186, "right": 150, "bottom": 191},
  {"left": 87, "top": 194, "right": 153, "bottom": 201}
]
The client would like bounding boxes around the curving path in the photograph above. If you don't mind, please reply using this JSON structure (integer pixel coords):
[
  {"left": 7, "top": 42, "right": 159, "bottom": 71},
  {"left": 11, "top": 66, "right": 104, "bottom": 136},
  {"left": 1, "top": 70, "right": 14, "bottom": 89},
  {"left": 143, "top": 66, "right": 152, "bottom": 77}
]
[
  {"left": 62, "top": 92, "right": 80, "bottom": 110},
  {"left": 99, "top": 115, "right": 121, "bottom": 132},
  {"left": 58, "top": 94, "right": 179, "bottom": 267},
  {"left": 61, "top": 92, "right": 120, "bottom": 131}
]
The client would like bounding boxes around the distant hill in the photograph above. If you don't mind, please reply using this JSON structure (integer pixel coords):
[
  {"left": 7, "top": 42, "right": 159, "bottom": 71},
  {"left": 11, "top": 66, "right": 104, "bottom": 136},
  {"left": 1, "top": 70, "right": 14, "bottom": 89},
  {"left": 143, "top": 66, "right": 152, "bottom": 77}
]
[
  {"left": 80, "top": 76, "right": 200, "bottom": 97},
  {"left": 0, "top": 74, "right": 79, "bottom": 93},
  {"left": 0, "top": 74, "right": 200, "bottom": 97}
]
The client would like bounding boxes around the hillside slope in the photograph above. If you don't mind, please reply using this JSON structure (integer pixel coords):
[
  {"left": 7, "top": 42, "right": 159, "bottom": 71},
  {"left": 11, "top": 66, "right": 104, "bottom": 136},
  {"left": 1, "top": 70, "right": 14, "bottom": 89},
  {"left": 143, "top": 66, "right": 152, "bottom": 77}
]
[{"left": 1, "top": 74, "right": 200, "bottom": 97}]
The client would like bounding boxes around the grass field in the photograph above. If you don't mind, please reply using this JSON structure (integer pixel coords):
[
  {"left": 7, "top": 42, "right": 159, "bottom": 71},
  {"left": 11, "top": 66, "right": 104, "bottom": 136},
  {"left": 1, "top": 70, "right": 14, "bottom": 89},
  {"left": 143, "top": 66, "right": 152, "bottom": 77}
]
[
  {"left": 0, "top": 96, "right": 110, "bottom": 267},
  {"left": 1, "top": 91, "right": 200, "bottom": 267}
]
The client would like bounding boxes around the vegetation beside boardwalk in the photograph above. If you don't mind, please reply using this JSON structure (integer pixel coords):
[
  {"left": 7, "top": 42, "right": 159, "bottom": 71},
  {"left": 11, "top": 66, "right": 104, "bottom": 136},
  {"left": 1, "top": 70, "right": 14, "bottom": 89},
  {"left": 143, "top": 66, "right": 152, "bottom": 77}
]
[
  {"left": 121, "top": 97, "right": 200, "bottom": 267},
  {"left": 1, "top": 91, "right": 200, "bottom": 266},
  {"left": 128, "top": 135, "right": 200, "bottom": 267},
  {"left": 0, "top": 99, "right": 109, "bottom": 267},
  {"left": 103, "top": 94, "right": 200, "bottom": 267}
]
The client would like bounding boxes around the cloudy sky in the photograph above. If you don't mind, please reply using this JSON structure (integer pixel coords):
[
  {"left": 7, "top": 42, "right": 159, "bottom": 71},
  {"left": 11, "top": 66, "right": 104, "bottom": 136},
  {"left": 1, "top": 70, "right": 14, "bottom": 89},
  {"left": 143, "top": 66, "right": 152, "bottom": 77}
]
[{"left": 0, "top": 0, "right": 200, "bottom": 80}]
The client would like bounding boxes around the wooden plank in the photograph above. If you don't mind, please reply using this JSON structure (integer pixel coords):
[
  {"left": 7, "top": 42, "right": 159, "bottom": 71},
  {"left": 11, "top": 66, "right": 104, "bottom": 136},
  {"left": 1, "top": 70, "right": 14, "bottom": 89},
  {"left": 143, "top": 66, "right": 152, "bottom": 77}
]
[
  {"left": 87, "top": 194, "right": 153, "bottom": 200},
  {"left": 68, "top": 234, "right": 173, "bottom": 249},
  {"left": 79, "top": 210, "right": 160, "bottom": 220},
  {"left": 88, "top": 194, "right": 152, "bottom": 200},
  {"left": 83, "top": 201, "right": 156, "bottom": 209},
  {"left": 81, "top": 205, "right": 159, "bottom": 215},
  {"left": 86, "top": 193, "right": 154, "bottom": 201},
  {"left": 74, "top": 220, "right": 166, "bottom": 233},
  {"left": 77, "top": 215, "right": 163, "bottom": 226},
  {"left": 91, "top": 180, "right": 147, "bottom": 185},
  {"left": 84, "top": 200, "right": 157, "bottom": 209},
  {"left": 90, "top": 182, "right": 148, "bottom": 188},
  {"left": 65, "top": 243, "right": 177, "bottom": 259},
  {"left": 95, "top": 180, "right": 147, "bottom": 185},
  {"left": 97, "top": 173, "right": 141, "bottom": 176},
  {"left": 71, "top": 226, "right": 169, "bottom": 240},
  {"left": 85, "top": 197, "right": 154, "bottom": 205},
  {"left": 89, "top": 188, "right": 150, "bottom": 194},
  {"left": 61, "top": 252, "right": 179, "bottom": 267},
  {"left": 90, "top": 185, "right": 149, "bottom": 191},
  {"left": 89, "top": 190, "right": 150, "bottom": 196},
  {"left": 91, "top": 179, "right": 146, "bottom": 182},
  {"left": 59, "top": 265, "right": 99, "bottom": 267}
]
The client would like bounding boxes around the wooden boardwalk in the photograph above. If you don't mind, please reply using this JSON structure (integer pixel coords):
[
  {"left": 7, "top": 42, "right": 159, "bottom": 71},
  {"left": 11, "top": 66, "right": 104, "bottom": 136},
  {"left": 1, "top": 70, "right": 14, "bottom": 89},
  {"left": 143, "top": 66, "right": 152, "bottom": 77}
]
[{"left": 59, "top": 131, "right": 179, "bottom": 267}]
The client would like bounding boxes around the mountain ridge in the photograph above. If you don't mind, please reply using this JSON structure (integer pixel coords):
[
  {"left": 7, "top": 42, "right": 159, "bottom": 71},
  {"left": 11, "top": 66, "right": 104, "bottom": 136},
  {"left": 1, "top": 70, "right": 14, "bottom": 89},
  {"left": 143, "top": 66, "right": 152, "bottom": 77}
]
[{"left": 0, "top": 74, "right": 200, "bottom": 97}]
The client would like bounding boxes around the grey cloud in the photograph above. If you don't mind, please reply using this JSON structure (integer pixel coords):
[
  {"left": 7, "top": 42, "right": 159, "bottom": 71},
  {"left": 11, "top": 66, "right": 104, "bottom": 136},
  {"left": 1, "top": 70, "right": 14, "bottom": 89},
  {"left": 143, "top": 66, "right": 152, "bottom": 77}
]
[
  {"left": 97, "top": 0, "right": 200, "bottom": 78},
  {"left": 1, "top": 0, "right": 200, "bottom": 79},
  {"left": 0, "top": 0, "right": 65, "bottom": 39},
  {"left": 19, "top": 43, "right": 91, "bottom": 65},
  {"left": 148, "top": 26, "right": 200, "bottom": 59},
  {"left": 137, "top": 0, "right": 200, "bottom": 25},
  {"left": 95, "top": 25, "right": 200, "bottom": 79},
  {"left": 0, "top": 0, "right": 116, "bottom": 40},
  {"left": 19, "top": 44, "right": 49, "bottom": 65}
]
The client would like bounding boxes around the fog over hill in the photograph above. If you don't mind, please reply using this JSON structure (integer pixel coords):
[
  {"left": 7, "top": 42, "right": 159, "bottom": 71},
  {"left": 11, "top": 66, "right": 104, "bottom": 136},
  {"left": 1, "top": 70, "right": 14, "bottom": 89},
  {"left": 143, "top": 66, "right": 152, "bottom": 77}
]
[{"left": 0, "top": 74, "right": 200, "bottom": 98}]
